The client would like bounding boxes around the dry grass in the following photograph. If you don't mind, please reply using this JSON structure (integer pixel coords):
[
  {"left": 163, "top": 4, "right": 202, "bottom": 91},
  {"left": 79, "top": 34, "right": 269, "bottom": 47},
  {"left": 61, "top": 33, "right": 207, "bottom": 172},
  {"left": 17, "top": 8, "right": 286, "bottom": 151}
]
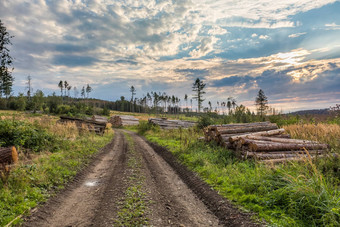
[
  {"left": 284, "top": 123, "right": 340, "bottom": 152},
  {"left": 0, "top": 111, "right": 90, "bottom": 140}
]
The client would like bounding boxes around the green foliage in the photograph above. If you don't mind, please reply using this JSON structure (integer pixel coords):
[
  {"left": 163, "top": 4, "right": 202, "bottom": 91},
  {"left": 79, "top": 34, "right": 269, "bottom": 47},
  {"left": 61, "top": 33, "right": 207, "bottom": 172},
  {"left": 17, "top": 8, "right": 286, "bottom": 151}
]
[
  {"left": 137, "top": 121, "right": 159, "bottom": 135},
  {"left": 0, "top": 19, "right": 14, "bottom": 99},
  {"left": 192, "top": 78, "right": 206, "bottom": 113},
  {"left": 255, "top": 89, "right": 268, "bottom": 117},
  {"left": 115, "top": 133, "right": 149, "bottom": 226},
  {"left": 102, "top": 107, "right": 110, "bottom": 116},
  {"left": 197, "top": 114, "right": 213, "bottom": 129},
  {"left": 0, "top": 119, "right": 54, "bottom": 151}
]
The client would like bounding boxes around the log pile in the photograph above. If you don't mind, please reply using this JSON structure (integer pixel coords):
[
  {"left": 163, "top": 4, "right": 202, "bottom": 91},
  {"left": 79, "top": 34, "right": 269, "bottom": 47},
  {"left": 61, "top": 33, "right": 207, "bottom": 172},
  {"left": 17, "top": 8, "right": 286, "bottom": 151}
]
[
  {"left": 204, "top": 122, "right": 329, "bottom": 163},
  {"left": 148, "top": 118, "right": 196, "bottom": 129},
  {"left": 109, "top": 115, "right": 139, "bottom": 127},
  {"left": 92, "top": 115, "right": 108, "bottom": 123},
  {"left": 59, "top": 116, "right": 107, "bottom": 135}
]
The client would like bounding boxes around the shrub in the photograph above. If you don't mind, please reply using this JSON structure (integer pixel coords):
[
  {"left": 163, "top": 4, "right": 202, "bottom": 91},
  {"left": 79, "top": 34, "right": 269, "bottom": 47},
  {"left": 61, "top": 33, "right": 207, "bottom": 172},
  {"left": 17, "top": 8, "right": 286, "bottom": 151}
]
[
  {"left": 0, "top": 119, "right": 55, "bottom": 152},
  {"left": 137, "top": 121, "right": 160, "bottom": 135},
  {"left": 197, "top": 114, "right": 213, "bottom": 129}
]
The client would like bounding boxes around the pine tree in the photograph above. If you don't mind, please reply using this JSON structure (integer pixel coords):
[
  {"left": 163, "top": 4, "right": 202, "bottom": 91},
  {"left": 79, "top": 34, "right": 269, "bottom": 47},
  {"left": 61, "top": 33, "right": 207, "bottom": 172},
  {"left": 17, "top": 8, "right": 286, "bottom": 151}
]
[
  {"left": 255, "top": 89, "right": 268, "bottom": 117},
  {"left": 58, "top": 80, "right": 63, "bottom": 97},
  {"left": 86, "top": 84, "right": 92, "bottom": 98},
  {"left": 0, "top": 20, "right": 14, "bottom": 98},
  {"left": 192, "top": 78, "right": 206, "bottom": 113},
  {"left": 81, "top": 86, "right": 85, "bottom": 98}
]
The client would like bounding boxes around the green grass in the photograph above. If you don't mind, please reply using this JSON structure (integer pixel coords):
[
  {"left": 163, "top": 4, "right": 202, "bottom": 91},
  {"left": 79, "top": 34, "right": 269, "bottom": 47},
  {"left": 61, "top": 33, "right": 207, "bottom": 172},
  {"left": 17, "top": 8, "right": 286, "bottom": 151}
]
[
  {"left": 114, "top": 133, "right": 149, "bottom": 226},
  {"left": 141, "top": 127, "right": 340, "bottom": 226},
  {"left": 0, "top": 121, "right": 113, "bottom": 226}
]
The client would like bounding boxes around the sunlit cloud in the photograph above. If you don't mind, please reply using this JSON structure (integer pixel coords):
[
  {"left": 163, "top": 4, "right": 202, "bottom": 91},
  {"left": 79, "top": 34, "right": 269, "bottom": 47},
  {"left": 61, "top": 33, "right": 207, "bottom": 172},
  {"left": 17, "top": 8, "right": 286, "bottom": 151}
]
[
  {"left": 325, "top": 22, "right": 340, "bottom": 30},
  {"left": 288, "top": 32, "right": 307, "bottom": 38}
]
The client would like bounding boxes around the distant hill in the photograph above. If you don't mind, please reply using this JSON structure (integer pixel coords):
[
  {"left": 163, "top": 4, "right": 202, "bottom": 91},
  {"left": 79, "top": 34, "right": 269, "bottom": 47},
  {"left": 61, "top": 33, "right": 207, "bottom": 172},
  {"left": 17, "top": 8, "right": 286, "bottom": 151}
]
[{"left": 288, "top": 108, "right": 330, "bottom": 115}]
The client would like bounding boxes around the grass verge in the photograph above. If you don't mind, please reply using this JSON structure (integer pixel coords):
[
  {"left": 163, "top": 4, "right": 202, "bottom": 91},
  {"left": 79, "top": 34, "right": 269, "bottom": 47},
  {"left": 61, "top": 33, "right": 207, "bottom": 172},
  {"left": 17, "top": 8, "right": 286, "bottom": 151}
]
[
  {"left": 0, "top": 114, "right": 114, "bottom": 226},
  {"left": 141, "top": 126, "right": 340, "bottom": 226}
]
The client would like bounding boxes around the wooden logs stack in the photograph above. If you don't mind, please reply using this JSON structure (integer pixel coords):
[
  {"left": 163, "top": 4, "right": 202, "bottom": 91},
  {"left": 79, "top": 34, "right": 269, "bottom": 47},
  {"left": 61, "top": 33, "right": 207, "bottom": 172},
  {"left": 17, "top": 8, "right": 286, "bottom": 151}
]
[
  {"left": 148, "top": 118, "right": 196, "bottom": 129},
  {"left": 204, "top": 122, "right": 330, "bottom": 163},
  {"left": 92, "top": 115, "right": 108, "bottom": 124},
  {"left": 109, "top": 115, "right": 139, "bottom": 127},
  {"left": 59, "top": 116, "right": 107, "bottom": 135}
]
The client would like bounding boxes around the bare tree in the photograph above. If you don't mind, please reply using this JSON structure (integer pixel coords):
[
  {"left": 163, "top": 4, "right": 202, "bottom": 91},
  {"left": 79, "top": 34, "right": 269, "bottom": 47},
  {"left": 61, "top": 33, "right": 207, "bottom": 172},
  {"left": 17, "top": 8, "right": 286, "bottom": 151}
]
[{"left": 26, "top": 75, "right": 32, "bottom": 100}]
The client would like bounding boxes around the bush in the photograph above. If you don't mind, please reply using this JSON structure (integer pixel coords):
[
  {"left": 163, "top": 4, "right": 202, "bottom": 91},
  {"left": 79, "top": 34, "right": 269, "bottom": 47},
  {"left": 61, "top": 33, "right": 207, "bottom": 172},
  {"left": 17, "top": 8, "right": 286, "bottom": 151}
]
[
  {"left": 0, "top": 119, "right": 55, "bottom": 152},
  {"left": 197, "top": 114, "right": 213, "bottom": 129},
  {"left": 102, "top": 107, "right": 110, "bottom": 116},
  {"left": 137, "top": 121, "right": 160, "bottom": 135}
]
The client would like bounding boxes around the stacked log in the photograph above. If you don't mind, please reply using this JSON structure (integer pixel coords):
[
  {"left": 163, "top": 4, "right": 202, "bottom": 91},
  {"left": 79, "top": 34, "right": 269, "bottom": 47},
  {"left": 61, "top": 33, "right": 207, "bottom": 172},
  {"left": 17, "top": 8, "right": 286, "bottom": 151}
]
[
  {"left": 110, "top": 115, "right": 139, "bottom": 127},
  {"left": 148, "top": 118, "right": 196, "bottom": 129},
  {"left": 92, "top": 115, "right": 108, "bottom": 124},
  {"left": 204, "top": 122, "right": 329, "bottom": 163},
  {"left": 59, "top": 116, "right": 107, "bottom": 135}
]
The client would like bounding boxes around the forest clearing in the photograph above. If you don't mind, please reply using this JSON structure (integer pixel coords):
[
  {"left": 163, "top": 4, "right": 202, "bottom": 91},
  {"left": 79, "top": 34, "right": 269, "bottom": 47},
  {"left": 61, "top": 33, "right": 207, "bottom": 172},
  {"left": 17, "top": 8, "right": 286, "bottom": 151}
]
[
  {"left": 0, "top": 110, "right": 339, "bottom": 226},
  {"left": 1, "top": 2, "right": 340, "bottom": 226}
]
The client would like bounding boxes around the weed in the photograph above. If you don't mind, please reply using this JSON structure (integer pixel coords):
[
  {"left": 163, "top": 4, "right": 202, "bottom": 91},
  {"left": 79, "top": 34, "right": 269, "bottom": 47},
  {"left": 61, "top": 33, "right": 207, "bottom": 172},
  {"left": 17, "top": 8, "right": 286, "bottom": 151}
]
[{"left": 114, "top": 133, "right": 149, "bottom": 226}]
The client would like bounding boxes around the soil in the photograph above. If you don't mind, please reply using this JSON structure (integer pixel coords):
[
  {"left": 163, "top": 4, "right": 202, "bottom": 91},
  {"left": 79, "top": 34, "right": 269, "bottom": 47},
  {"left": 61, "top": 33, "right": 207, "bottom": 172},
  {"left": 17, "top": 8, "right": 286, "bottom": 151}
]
[{"left": 23, "top": 130, "right": 261, "bottom": 227}]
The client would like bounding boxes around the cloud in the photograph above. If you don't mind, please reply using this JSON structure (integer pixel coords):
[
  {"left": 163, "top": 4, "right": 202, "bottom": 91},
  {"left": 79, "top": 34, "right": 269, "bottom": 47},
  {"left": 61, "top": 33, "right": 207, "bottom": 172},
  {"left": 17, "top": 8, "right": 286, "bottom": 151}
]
[
  {"left": 325, "top": 22, "right": 340, "bottom": 30},
  {"left": 259, "top": 35, "right": 269, "bottom": 40},
  {"left": 1, "top": 0, "right": 339, "bottom": 112},
  {"left": 288, "top": 32, "right": 307, "bottom": 38},
  {"left": 207, "top": 25, "right": 228, "bottom": 35},
  {"left": 189, "top": 37, "right": 219, "bottom": 58},
  {"left": 53, "top": 55, "right": 97, "bottom": 67}
]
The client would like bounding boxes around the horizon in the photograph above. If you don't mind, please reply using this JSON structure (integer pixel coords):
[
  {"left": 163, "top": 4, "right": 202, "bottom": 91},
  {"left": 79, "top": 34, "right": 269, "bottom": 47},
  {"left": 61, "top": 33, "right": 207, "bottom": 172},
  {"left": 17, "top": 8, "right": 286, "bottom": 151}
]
[{"left": 1, "top": 0, "right": 340, "bottom": 113}]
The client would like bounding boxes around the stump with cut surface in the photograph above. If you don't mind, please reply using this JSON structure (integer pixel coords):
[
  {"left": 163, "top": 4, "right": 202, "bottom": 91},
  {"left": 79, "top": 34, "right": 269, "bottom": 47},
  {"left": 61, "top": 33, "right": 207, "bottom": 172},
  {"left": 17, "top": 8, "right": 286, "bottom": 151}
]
[
  {"left": 0, "top": 146, "right": 18, "bottom": 165},
  {"left": 0, "top": 146, "right": 18, "bottom": 184}
]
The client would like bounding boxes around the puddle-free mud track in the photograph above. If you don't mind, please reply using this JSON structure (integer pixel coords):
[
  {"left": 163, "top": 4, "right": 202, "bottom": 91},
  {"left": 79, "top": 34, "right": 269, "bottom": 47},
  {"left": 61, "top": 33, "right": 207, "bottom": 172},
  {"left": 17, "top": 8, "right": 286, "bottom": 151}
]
[{"left": 23, "top": 130, "right": 260, "bottom": 227}]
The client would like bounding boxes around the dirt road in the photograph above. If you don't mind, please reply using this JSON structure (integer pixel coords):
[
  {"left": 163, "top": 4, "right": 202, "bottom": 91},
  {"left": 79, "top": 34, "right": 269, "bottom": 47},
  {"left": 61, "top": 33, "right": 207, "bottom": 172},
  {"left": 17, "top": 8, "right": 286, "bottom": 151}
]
[{"left": 23, "top": 130, "right": 259, "bottom": 226}]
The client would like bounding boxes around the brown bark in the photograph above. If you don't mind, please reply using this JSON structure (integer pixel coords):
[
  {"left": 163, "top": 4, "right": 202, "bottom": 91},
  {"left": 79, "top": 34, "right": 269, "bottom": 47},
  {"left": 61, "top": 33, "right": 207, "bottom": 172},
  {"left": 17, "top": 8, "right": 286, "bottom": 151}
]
[
  {"left": 244, "top": 136, "right": 321, "bottom": 144},
  {"left": 217, "top": 124, "right": 278, "bottom": 134},
  {"left": 110, "top": 115, "right": 139, "bottom": 127},
  {"left": 149, "top": 118, "right": 196, "bottom": 129},
  {"left": 208, "top": 121, "right": 273, "bottom": 129},
  {"left": 248, "top": 141, "right": 329, "bottom": 152},
  {"left": 229, "top": 129, "right": 285, "bottom": 142},
  {"left": 269, "top": 134, "right": 291, "bottom": 138},
  {"left": 242, "top": 150, "right": 326, "bottom": 160},
  {"left": 260, "top": 156, "right": 326, "bottom": 164}
]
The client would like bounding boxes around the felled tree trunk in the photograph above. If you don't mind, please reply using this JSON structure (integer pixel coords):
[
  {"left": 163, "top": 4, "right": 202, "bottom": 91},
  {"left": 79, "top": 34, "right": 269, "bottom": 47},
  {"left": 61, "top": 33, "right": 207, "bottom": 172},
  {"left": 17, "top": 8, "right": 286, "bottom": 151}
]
[{"left": 0, "top": 147, "right": 18, "bottom": 165}]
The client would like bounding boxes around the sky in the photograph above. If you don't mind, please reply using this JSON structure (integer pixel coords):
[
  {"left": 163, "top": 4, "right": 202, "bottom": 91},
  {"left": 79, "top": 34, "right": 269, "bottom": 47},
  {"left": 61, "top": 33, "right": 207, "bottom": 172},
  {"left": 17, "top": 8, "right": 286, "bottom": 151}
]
[{"left": 1, "top": 0, "right": 340, "bottom": 113}]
